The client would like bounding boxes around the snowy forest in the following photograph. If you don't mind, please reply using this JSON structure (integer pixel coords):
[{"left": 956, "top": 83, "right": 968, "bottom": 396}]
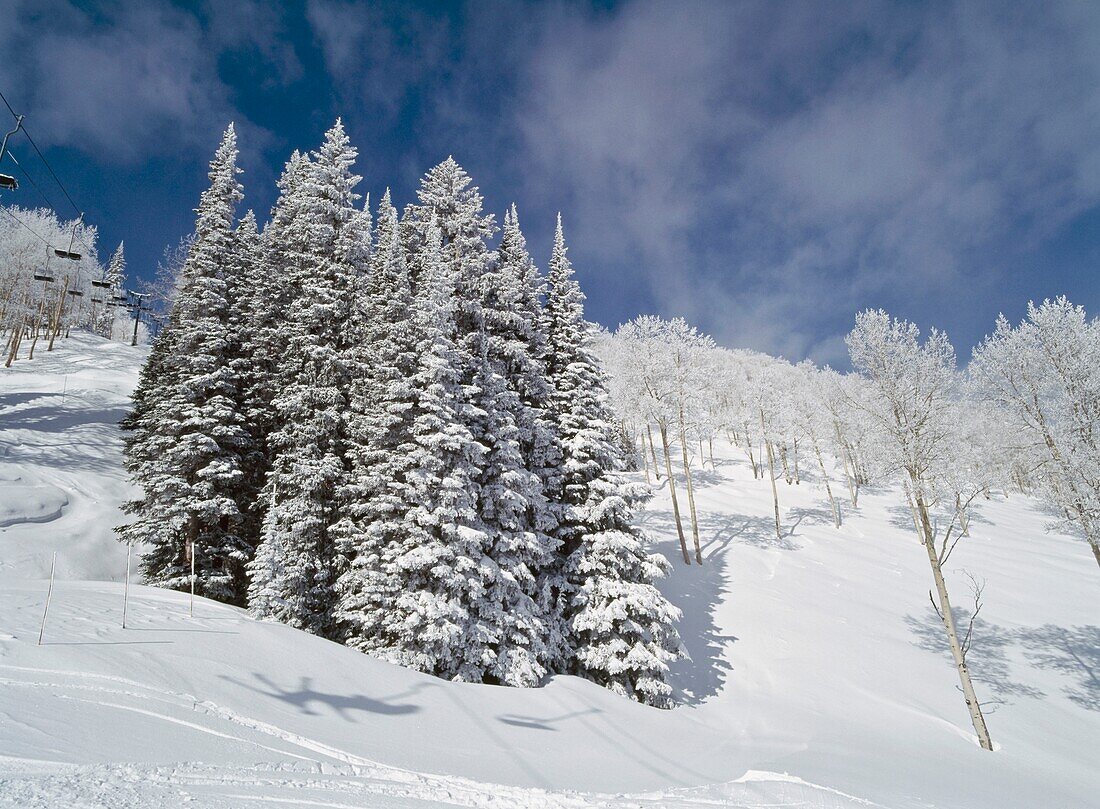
[
  {"left": 0, "top": 207, "right": 138, "bottom": 364},
  {"left": 100, "top": 120, "right": 1100, "bottom": 733}
]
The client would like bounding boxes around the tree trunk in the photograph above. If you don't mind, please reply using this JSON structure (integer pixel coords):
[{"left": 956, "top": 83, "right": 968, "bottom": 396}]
[
  {"left": 678, "top": 411, "right": 703, "bottom": 565},
  {"left": 4, "top": 323, "right": 19, "bottom": 367},
  {"left": 901, "top": 478, "right": 919, "bottom": 534},
  {"left": 646, "top": 423, "right": 663, "bottom": 482},
  {"left": 708, "top": 437, "right": 715, "bottom": 468},
  {"left": 956, "top": 494, "right": 970, "bottom": 537},
  {"left": 779, "top": 443, "right": 793, "bottom": 485},
  {"left": 48, "top": 275, "right": 69, "bottom": 352},
  {"left": 813, "top": 440, "right": 840, "bottom": 528},
  {"left": 835, "top": 424, "right": 858, "bottom": 507},
  {"left": 914, "top": 491, "right": 993, "bottom": 751},
  {"left": 760, "top": 411, "right": 782, "bottom": 541},
  {"left": 792, "top": 438, "right": 800, "bottom": 484},
  {"left": 659, "top": 423, "right": 690, "bottom": 565}
]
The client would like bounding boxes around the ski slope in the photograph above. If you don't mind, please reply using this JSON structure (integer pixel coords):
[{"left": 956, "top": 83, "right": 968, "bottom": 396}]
[{"left": 0, "top": 333, "right": 1097, "bottom": 808}]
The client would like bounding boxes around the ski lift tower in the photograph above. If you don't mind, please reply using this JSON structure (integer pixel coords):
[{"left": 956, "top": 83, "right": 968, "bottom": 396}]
[{"left": 0, "top": 115, "right": 24, "bottom": 191}]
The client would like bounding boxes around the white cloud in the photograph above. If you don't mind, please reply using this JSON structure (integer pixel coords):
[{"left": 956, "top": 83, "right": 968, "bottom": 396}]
[
  {"left": 513, "top": 0, "right": 1100, "bottom": 356},
  {"left": 0, "top": 0, "right": 277, "bottom": 162}
]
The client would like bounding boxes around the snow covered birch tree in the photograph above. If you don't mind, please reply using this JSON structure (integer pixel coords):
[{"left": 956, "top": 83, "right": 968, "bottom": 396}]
[
  {"left": 614, "top": 317, "right": 691, "bottom": 564},
  {"left": 971, "top": 298, "right": 1100, "bottom": 571},
  {"left": 846, "top": 309, "right": 994, "bottom": 751}
]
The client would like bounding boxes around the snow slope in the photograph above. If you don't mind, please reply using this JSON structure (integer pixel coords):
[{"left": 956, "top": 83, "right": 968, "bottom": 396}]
[{"left": 0, "top": 333, "right": 1097, "bottom": 808}]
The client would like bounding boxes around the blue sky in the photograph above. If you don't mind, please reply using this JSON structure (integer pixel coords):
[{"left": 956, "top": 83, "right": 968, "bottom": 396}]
[{"left": 2, "top": 0, "right": 1100, "bottom": 366}]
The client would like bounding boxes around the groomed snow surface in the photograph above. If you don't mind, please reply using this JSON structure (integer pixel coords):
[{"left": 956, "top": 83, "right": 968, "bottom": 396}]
[{"left": 0, "top": 334, "right": 1096, "bottom": 808}]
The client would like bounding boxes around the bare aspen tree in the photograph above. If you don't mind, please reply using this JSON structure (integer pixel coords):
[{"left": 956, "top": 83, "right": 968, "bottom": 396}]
[
  {"left": 847, "top": 309, "right": 994, "bottom": 751},
  {"left": 664, "top": 320, "right": 715, "bottom": 565},
  {"left": 646, "top": 423, "right": 663, "bottom": 482},
  {"left": 746, "top": 357, "right": 786, "bottom": 541},
  {"left": 792, "top": 363, "right": 841, "bottom": 528}
]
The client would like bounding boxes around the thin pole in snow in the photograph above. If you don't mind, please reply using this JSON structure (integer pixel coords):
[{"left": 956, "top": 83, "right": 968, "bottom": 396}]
[
  {"left": 37, "top": 551, "right": 56, "bottom": 646},
  {"left": 122, "top": 543, "right": 131, "bottom": 629}
]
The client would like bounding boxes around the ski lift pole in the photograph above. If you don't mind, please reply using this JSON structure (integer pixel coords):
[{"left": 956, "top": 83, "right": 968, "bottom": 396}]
[
  {"left": 0, "top": 116, "right": 23, "bottom": 163},
  {"left": 128, "top": 291, "right": 149, "bottom": 346},
  {"left": 60, "top": 213, "right": 84, "bottom": 260},
  {"left": 0, "top": 115, "right": 23, "bottom": 191}
]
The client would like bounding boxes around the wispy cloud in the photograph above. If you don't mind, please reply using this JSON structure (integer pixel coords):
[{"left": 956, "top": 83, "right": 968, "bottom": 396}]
[
  {"left": 513, "top": 0, "right": 1100, "bottom": 358},
  {"left": 0, "top": 0, "right": 285, "bottom": 162}
]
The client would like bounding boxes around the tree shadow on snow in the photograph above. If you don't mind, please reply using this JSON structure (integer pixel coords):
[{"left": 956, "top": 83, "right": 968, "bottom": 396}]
[
  {"left": 643, "top": 508, "right": 801, "bottom": 554},
  {"left": 907, "top": 611, "right": 1100, "bottom": 712},
  {"left": 646, "top": 512, "right": 757, "bottom": 705},
  {"left": 784, "top": 504, "right": 835, "bottom": 536},
  {"left": 221, "top": 672, "right": 422, "bottom": 720},
  {"left": 1016, "top": 624, "right": 1100, "bottom": 711},
  {"left": 906, "top": 607, "right": 1045, "bottom": 706}
]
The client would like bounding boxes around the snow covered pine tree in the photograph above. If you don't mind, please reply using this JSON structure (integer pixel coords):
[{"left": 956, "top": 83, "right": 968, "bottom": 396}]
[
  {"left": 247, "top": 120, "right": 368, "bottom": 637},
  {"left": 118, "top": 124, "right": 253, "bottom": 604},
  {"left": 545, "top": 215, "right": 682, "bottom": 707}
]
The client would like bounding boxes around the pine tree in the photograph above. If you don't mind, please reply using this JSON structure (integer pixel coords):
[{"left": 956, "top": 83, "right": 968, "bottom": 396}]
[
  {"left": 247, "top": 120, "right": 367, "bottom": 637},
  {"left": 335, "top": 189, "right": 421, "bottom": 649},
  {"left": 119, "top": 124, "right": 253, "bottom": 604},
  {"left": 545, "top": 215, "right": 682, "bottom": 707},
  {"left": 494, "top": 204, "right": 561, "bottom": 499},
  {"left": 336, "top": 218, "right": 482, "bottom": 678},
  {"left": 97, "top": 241, "right": 126, "bottom": 337},
  {"left": 401, "top": 159, "right": 552, "bottom": 685},
  {"left": 224, "top": 210, "right": 269, "bottom": 556}
]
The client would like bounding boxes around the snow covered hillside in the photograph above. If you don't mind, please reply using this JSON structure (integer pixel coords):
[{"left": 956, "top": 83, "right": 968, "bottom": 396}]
[{"left": 1, "top": 334, "right": 1097, "bottom": 808}]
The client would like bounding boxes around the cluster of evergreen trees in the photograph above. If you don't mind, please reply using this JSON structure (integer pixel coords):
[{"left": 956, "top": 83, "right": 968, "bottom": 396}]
[{"left": 119, "top": 122, "right": 682, "bottom": 707}]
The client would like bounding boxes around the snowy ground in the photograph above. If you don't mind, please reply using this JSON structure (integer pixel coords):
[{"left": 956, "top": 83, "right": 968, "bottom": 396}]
[{"left": 0, "top": 333, "right": 1097, "bottom": 808}]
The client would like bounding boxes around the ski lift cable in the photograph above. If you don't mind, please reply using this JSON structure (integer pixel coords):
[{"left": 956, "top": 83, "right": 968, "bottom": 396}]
[
  {"left": 0, "top": 87, "right": 16, "bottom": 120},
  {"left": 3, "top": 151, "right": 94, "bottom": 259},
  {"left": 0, "top": 85, "right": 97, "bottom": 257},
  {"left": 0, "top": 203, "right": 52, "bottom": 248},
  {"left": 21, "top": 126, "right": 82, "bottom": 216},
  {"left": 5, "top": 150, "right": 59, "bottom": 212}
]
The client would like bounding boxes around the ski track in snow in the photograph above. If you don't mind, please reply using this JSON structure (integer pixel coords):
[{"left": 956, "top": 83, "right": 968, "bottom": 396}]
[{"left": 0, "top": 663, "right": 879, "bottom": 808}]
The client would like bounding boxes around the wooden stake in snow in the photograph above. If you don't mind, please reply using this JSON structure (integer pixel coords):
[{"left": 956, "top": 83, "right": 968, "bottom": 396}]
[
  {"left": 189, "top": 540, "right": 196, "bottom": 618},
  {"left": 37, "top": 551, "right": 56, "bottom": 646},
  {"left": 122, "top": 543, "right": 132, "bottom": 629}
]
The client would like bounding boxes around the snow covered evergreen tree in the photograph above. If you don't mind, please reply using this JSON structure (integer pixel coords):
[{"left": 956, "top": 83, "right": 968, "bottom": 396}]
[
  {"left": 118, "top": 124, "right": 253, "bottom": 604},
  {"left": 401, "top": 159, "right": 552, "bottom": 685},
  {"left": 96, "top": 241, "right": 126, "bottom": 337},
  {"left": 224, "top": 210, "right": 269, "bottom": 555},
  {"left": 247, "top": 120, "right": 367, "bottom": 637},
  {"left": 544, "top": 215, "right": 682, "bottom": 707},
  {"left": 335, "top": 188, "right": 421, "bottom": 649},
  {"left": 337, "top": 217, "right": 490, "bottom": 679}
]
